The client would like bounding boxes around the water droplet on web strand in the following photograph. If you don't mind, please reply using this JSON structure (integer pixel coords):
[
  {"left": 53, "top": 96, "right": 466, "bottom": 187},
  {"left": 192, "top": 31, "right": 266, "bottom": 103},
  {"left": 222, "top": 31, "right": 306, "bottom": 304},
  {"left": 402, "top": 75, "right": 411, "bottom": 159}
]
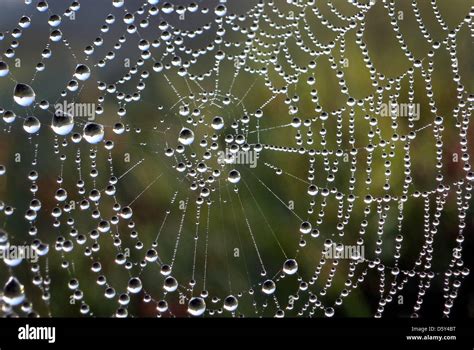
[
  {"left": 83, "top": 123, "right": 104, "bottom": 144},
  {"left": 223, "top": 295, "right": 238, "bottom": 312},
  {"left": 23, "top": 116, "right": 41, "bottom": 134},
  {"left": 228, "top": 170, "right": 241, "bottom": 184},
  {"left": 187, "top": 297, "right": 206, "bottom": 316},
  {"left": 3, "top": 110, "right": 16, "bottom": 123},
  {"left": 178, "top": 128, "right": 194, "bottom": 145},
  {"left": 211, "top": 116, "right": 224, "bottom": 130},
  {"left": 163, "top": 276, "right": 178, "bottom": 292},
  {"left": 74, "top": 64, "right": 91, "bottom": 81},
  {"left": 324, "top": 307, "right": 335, "bottom": 317},
  {"left": 215, "top": 4, "right": 227, "bottom": 17},
  {"left": 299, "top": 221, "right": 312, "bottom": 234},
  {"left": 127, "top": 277, "right": 143, "bottom": 294},
  {"left": 0, "top": 61, "right": 9, "bottom": 77},
  {"left": 283, "top": 259, "right": 298, "bottom": 275},
  {"left": 3, "top": 277, "right": 25, "bottom": 306},
  {"left": 262, "top": 280, "right": 276, "bottom": 295},
  {"left": 14, "top": 83, "right": 36, "bottom": 107},
  {"left": 51, "top": 111, "right": 74, "bottom": 135}
]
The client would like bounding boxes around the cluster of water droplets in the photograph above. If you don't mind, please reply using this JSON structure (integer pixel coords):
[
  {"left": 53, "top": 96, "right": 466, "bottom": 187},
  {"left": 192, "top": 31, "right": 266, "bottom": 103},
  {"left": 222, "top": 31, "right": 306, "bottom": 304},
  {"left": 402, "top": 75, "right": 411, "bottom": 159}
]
[{"left": 0, "top": 0, "right": 472, "bottom": 318}]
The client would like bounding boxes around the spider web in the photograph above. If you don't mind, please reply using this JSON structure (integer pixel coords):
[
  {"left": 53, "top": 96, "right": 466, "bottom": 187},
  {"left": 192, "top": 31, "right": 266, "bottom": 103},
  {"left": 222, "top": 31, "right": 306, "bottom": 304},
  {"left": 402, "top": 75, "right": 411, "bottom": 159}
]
[{"left": 0, "top": 0, "right": 473, "bottom": 318}]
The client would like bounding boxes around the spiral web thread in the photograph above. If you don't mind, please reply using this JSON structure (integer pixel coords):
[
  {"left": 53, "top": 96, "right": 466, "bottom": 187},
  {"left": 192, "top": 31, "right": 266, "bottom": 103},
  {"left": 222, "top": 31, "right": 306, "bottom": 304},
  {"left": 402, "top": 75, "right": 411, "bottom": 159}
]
[{"left": 0, "top": 0, "right": 473, "bottom": 318}]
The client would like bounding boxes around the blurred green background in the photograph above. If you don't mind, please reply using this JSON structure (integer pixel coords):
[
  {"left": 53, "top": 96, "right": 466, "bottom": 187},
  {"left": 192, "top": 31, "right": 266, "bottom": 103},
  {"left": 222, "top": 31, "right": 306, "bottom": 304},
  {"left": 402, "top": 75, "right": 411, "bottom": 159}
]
[{"left": 0, "top": 0, "right": 473, "bottom": 317}]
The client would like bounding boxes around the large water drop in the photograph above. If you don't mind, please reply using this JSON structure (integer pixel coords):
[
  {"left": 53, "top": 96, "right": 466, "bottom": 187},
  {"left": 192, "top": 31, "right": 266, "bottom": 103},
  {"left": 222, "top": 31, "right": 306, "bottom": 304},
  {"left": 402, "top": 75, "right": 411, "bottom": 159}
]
[
  {"left": 187, "top": 297, "right": 206, "bottom": 316},
  {"left": 3, "top": 277, "right": 25, "bottom": 306},
  {"left": 215, "top": 4, "right": 227, "bottom": 17},
  {"left": 74, "top": 64, "right": 91, "bottom": 81},
  {"left": 211, "top": 116, "right": 224, "bottom": 130},
  {"left": 14, "top": 83, "right": 36, "bottom": 107},
  {"left": 23, "top": 116, "right": 41, "bottom": 134},
  {"left": 262, "top": 280, "right": 276, "bottom": 295},
  {"left": 0, "top": 61, "right": 9, "bottom": 77},
  {"left": 83, "top": 123, "right": 104, "bottom": 144},
  {"left": 127, "top": 277, "right": 143, "bottom": 294},
  {"left": 51, "top": 111, "right": 74, "bottom": 136},
  {"left": 178, "top": 128, "right": 194, "bottom": 145},
  {"left": 223, "top": 295, "right": 238, "bottom": 312},
  {"left": 283, "top": 259, "right": 298, "bottom": 275},
  {"left": 228, "top": 170, "right": 241, "bottom": 184}
]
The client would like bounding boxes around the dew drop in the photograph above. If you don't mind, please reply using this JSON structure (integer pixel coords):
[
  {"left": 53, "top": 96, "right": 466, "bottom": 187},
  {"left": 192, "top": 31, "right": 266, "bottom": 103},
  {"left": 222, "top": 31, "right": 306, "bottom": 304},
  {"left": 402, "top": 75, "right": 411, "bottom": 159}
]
[
  {"left": 74, "top": 64, "right": 91, "bottom": 81},
  {"left": 228, "top": 169, "right": 241, "bottom": 184},
  {"left": 324, "top": 307, "right": 335, "bottom": 317},
  {"left": 163, "top": 276, "right": 178, "bottom": 292},
  {"left": 23, "top": 116, "right": 41, "bottom": 134},
  {"left": 83, "top": 123, "right": 104, "bottom": 144},
  {"left": 215, "top": 4, "right": 227, "bottom": 17},
  {"left": 14, "top": 83, "right": 36, "bottom": 107},
  {"left": 120, "top": 206, "right": 133, "bottom": 219},
  {"left": 262, "top": 279, "right": 276, "bottom": 295},
  {"left": 187, "top": 297, "right": 206, "bottom": 316},
  {"left": 223, "top": 295, "right": 238, "bottom": 312},
  {"left": 283, "top": 259, "right": 298, "bottom": 275},
  {"left": 127, "top": 277, "right": 142, "bottom": 294},
  {"left": 51, "top": 111, "right": 74, "bottom": 136},
  {"left": 3, "top": 110, "right": 16, "bottom": 123},
  {"left": 178, "top": 128, "right": 194, "bottom": 145},
  {"left": 48, "top": 14, "right": 61, "bottom": 27},
  {"left": 3, "top": 277, "right": 25, "bottom": 306},
  {"left": 113, "top": 0, "right": 125, "bottom": 8},
  {"left": 145, "top": 249, "right": 158, "bottom": 262},
  {"left": 157, "top": 300, "right": 168, "bottom": 312},
  {"left": 299, "top": 221, "right": 312, "bottom": 234},
  {"left": 0, "top": 61, "right": 9, "bottom": 77},
  {"left": 211, "top": 116, "right": 224, "bottom": 130},
  {"left": 50, "top": 29, "right": 63, "bottom": 42}
]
